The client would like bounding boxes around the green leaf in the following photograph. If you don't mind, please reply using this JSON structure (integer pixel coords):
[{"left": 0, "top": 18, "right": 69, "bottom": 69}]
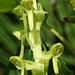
[
  {"left": 0, "top": 0, "right": 21, "bottom": 12},
  {"left": 65, "top": 0, "right": 71, "bottom": 2},
  {"left": 64, "top": 23, "right": 75, "bottom": 49},
  {"left": 56, "top": 0, "right": 73, "bottom": 18},
  {"left": 65, "top": 0, "right": 75, "bottom": 10}
]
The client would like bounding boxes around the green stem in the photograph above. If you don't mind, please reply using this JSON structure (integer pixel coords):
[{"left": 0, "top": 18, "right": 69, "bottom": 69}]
[
  {"left": 31, "top": 68, "right": 45, "bottom": 75},
  {"left": 21, "top": 67, "right": 24, "bottom": 75},
  {"left": 22, "top": 14, "right": 27, "bottom": 31},
  {"left": 43, "top": 24, "right": 75, "bottom": 57},
  {"left": 41, "top": 42, "right": 47, "bottom": 52},
  {"left": 22, "top": 14, "right": 33, "bottom": 48},
  {"left": 19, "top": 39, "right": 25, "bottom": 58},
  {"left": 21, "top": 67, "right": 28, "bottom": 75}
]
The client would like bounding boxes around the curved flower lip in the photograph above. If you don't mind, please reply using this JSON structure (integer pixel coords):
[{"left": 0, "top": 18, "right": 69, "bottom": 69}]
[{"left": 50, "top": 43, "right": 64, "bottom": 58}]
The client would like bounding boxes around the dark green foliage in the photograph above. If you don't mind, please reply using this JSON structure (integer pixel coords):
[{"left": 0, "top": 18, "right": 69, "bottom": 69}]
[
  {"left": 0, "top": 12, "right": 23, "bottom": 68},
  {"left": 65, "top": 0, "right": 71, "bottom": 2},
  {"left": 65, "top": 0, "right": 75, "bottom": 10},
  {"left": 8, "top": 70, "right": 20, "bottom": 75},
  {"left": 23, "top": 49, "right": 34, "bottom": 61},
  {"left": 0, "top": 0, "right": 21, "bottom": 12}
]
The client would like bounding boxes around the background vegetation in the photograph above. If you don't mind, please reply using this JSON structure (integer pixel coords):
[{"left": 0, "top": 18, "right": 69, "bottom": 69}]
[{"left": 0, "top": 0, "right": 75, "bottom": 75}]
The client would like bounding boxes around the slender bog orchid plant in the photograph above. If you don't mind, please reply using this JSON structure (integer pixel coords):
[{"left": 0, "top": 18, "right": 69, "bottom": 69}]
[{"left": 9, "top": 0, "right": 64, "bottom": 75}]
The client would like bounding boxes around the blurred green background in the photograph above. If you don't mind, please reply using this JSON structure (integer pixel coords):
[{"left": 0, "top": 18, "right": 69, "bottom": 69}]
[{"left": 0, "top": 0, "right": 75, "bottom": 75}]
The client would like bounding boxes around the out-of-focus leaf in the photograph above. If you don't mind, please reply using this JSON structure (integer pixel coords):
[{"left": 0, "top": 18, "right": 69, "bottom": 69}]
[
  {"left": 0, "top": 26, "right": 17, "bottom": 55},
  {"left": 64, "top": 23, "right": 75, "bottom": 49},
  {"left": 0, "top": 13, "right": 23, "bottom": 32},
  {"left": 65, "top": 0, "right": 75, "bottom": 10},
  {"left": 0, "top": 55, "right": 9, "bottom": 67},
  {"left": 0, "top": 13, "right": 23, "bottom": 56},
  {"left": 56, "top": 0, "right": 73, "bottom": 18},
  {"left": 61, "top": 54, "right": 75, "bottom": 66},
  {"left": 0, "top": 48, "right": 11, "bottom": 67},
  {"left": 0, "top": 48, "right": 10, "bottom": 58},
  {"left": 0, "top": 12, "right": 23, "bottom": 70},
  {"left": 65, "top": 0, "right": 70, "bottom": 2},
  {"left": 0, "top": 0, "right": 21, "bottom": 12}
]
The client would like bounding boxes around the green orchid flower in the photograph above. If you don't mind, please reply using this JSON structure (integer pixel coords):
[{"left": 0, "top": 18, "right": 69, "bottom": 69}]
[
  {"left": 9, "top": 56, "right": 44, "bottom": 75},
  {"left": 20, "top": 0, "right": 34, "bottom": 31}
]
